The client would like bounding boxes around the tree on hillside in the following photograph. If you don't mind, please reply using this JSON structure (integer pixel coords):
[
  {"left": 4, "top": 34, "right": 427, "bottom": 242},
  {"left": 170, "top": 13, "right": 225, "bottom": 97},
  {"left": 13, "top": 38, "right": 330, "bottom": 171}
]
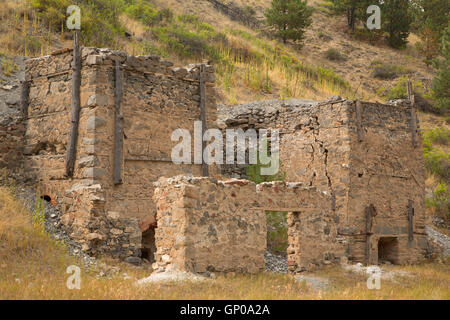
[
  {"left": 381, "top": 0, "right": 412, "bottom": 48},
  {"left": 432, "top": 24, "right": 450, "bottom": 113},
  {"left": 416, "top": 23, "right": 440, "bottom": 66},
  {"left": 265, "top": 0, "right": 313, "bottom": 44},
  {"left": 330, "top": 0, "right": 371, "bottom": 31},
  {"left": 411, "top": 0, "right": 450, "bottom": 39}
]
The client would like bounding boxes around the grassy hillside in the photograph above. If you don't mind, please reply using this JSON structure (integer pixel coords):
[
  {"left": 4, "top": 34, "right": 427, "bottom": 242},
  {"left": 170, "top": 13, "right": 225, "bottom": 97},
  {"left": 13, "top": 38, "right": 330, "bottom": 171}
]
[
  {"left": 2, "top": 0, "right": 436, "bottom": 104},
  {"left": 0, "top": 186, "right": 449, "bottom": 299}
]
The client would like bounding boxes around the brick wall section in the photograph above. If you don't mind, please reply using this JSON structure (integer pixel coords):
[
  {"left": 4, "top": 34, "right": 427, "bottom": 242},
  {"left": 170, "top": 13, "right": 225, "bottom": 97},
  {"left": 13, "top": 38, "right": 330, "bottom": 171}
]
[{"left": 152, "top": 176, "right": 342, "bottom": 273}]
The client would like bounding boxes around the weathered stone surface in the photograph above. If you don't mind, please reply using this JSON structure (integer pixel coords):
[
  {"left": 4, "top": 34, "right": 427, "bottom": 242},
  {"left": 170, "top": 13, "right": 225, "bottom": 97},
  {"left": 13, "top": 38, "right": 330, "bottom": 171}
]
[{"left": 0, "top": 47, "right": 427, "bottom": 272}]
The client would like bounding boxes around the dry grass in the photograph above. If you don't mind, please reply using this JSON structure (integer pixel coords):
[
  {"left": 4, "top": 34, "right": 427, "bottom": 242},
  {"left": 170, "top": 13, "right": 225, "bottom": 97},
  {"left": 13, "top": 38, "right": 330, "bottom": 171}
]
[{"left": 0, "top": 187, "right": 449, "bottom": 300}]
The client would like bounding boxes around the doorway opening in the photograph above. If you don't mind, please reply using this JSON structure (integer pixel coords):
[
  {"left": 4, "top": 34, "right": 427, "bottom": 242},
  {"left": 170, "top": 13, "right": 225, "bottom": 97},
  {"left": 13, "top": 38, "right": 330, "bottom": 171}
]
[
  {"left": 141, "top": 227, "right": 156, "bottom": 264},
  {"left": 377, "top": 236, "right": 399, "bottom": 264},
  {"left": 265, "top": 211, "right": 288, "bottom": 273}
]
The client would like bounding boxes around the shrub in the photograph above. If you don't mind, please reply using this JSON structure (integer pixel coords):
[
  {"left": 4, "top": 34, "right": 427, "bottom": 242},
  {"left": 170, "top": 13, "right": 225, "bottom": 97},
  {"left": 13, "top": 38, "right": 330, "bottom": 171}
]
[
  {"left": 423, "top": 128, "right": 450, "bottom": 146},
  {"left": 370, "top": 60, "right": 411, "bottom": 80},
  {"left": 324, "top": 48, "right": 347, "bottom": 61},
  {"left": 124, "top": 0, "right": 172, "bottom": 26},
  {"left": 426, "top": 183, "right": 450, "bottom": 223},
  {"left": 377, "top": 76, "right": 424, "bottom": 100},
  {"left": 0, "top": 55, "right": 18, "bottom": 77},
  {"left": 423, "top": 130, "right": 450, "bottom": 184}
]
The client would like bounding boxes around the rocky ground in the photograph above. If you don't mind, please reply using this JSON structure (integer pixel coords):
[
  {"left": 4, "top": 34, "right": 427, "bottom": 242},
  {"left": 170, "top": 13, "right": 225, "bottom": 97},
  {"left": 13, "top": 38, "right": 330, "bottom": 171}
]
[
  {"left": 265, "top": 251, "right": 288, "bottom": 274},
  {"left": 426, "top": 226, "right": 450, "bottom": 257},
  {"left": 14, "top": 186, "right": 97, "bottom": 269},
  {"left": 0, "top": 55, "right": 25, "bottom": 116},
  {"left": 295, "top": 275, "right": 330, "bottom": 291}
]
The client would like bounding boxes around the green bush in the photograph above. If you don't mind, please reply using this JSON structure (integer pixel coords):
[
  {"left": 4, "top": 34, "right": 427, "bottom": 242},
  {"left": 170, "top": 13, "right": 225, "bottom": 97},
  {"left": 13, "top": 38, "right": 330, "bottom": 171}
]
[
  {"left": 124, "top": 0, "right": 172, "bottom": 26},
  {"left": 370, "top": 60, "right": 411, "bottom": 80},
  {"left": 426, "top": 183, "right": 450, "bottom": 223},
  {"left": 324, "top": 48, "right": 347, "bottom": 61},
  {"left": 377, "top": 76, "right": 424, "bottom": 100},
  {"left": 423, "top": 129, "right": 450, "bottom": 183},
  {"left": 423, "top": 128, "right": 450, "bottom": 146},
  {"left": 32, "top": 0, "right": 126, "bottom": 47}
]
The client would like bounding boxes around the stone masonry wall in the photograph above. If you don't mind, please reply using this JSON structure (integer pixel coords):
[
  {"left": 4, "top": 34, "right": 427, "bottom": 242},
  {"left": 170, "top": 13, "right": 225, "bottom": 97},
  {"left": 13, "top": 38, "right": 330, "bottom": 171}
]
[
  {"left": 218, "top": 98, "right": 427, "bottom": 265},
  {"left": 22, "top": 48, "right": 216, "bottom": 261},
  {"left": 345, "top": 100, "right": 427, "bottom": 264},
  {"left": 0, "top": 113, "right": 25, "bottom": 180},
  {"left": 152, "top": 176, "right": 342, "bottom": 273}
]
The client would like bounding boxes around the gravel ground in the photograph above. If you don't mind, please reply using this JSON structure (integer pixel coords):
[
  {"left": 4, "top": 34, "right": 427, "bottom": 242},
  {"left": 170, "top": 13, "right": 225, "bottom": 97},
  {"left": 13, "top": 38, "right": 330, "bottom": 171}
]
[
  {"left": 295, "top": 275, "right": 330, "bottom": 291},
  {"left": 265, "top": 251, "right": 288, "bottom": 273},
  {"left": 137, "top": 271, "right": 209, "bottom": 284},
  {"left": 426, "top": 226, "right": 450, "bottom": 257},
  {"left": 14, "top": 186, "right": 97, "bottom": 269}
]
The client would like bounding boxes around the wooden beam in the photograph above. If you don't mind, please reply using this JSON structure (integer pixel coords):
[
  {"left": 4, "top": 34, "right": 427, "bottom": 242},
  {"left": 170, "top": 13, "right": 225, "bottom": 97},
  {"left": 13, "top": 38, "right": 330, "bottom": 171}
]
[
  {"left": 365, "top": 204, "right": 377, "bottom": 265},
  {"left": 408, "top": 200, "right": 414, "bottom": 241},
  {"left": 356, "top": 100, "right": 363, "bottom": 142},
  {"left": 114, "top": 59, "right": 124, "bottom": 185},
  {"left": 65, "top": 30, "right": 81, "bottom": 177},
  {"left": 407, "top": 80, "right": 417, "bottom": 148},
  {"left": 199, "top": 64, "right": 209, "bottom": 177},
  {"left": 21, "top": 80, "right": 30, "bottom": 118}
]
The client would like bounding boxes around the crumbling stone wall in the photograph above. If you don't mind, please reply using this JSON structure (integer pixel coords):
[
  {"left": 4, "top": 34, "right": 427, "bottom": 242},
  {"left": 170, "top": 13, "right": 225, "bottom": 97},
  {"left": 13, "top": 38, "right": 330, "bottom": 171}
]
[
  {"left": 346, "top": 101, "right": 428, "bottom": 264},
  {"left": 152, "top": 176, "right": 342, "bottom": 273},
  {"left": 60, "top": 183, "right": 141, "bottom": 259},
  {"left": 2, "top": 46, "right": 427, "bottom": 270},
  {"left": 0, "top": 113, "right": 25, "bottom": 180},
  {"left": 218, "top": 98, "right": 427, "bottom": 266},
  {"left": 21, "top": 48, "right": 216, "bottom": 261},
  {"left": 0, "top": 56, "right": 26, "bottom": 181}
]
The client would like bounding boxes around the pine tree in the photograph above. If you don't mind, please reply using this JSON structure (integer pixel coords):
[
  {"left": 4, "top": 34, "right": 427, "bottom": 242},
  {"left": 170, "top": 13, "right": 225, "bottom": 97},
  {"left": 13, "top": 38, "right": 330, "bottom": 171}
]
[
  {"left": 265, "top": 0, "right": 313, "bottom": 44},
  {"left": 330, "top": 0, "right": 370, "bottom": 31},
  {"left": 382, "top": 0, "right": 412, "bottom": 48},
  {"left": 432, "top": 24, "right": 450, "bottom": 113},
  {"left": 411, "top": 0, "right": 450, "bottom": 39},
  {"left": 416, "top": 23, "right": 440, "bottom": 66}
]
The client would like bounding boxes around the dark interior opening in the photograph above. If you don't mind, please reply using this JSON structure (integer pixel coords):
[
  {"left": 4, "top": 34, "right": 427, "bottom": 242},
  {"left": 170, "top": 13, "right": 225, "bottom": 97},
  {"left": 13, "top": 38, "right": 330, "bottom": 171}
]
[
  {"left": 40, "top": 195, "right": 51, "bottom": 202},
  {"left": 378, "top": 237, "right": 399, "bottom": 264},
  {"left": 141, "top": 227, "right": 156, "bottom": 263}
]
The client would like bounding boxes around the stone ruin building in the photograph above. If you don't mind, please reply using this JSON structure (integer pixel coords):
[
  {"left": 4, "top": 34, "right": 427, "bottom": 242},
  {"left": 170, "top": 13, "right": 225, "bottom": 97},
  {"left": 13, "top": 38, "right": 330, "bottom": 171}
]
[{"left": 0, "top": 47, "right": 429, "bottom": 273}]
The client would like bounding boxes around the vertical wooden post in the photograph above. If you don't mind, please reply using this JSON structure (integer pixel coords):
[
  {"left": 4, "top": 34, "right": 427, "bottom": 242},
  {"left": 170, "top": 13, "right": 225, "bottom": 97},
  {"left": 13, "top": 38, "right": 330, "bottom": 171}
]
[
  {"left": 114, "top": 59, "right": 123, "bottom": 185},
  {"left": 365, "top": 206, "right": 372, "bottom": 265},
  {"left": 365, "top": 204, "right": 377, "bottom": 265},
  {"left": 407, "top": 80, "right": 417, "bottom": 148},
  {"left": 408, "top": 200, "right": 414, "bottom": 241},
  {"left": 199, "top": 64, "right": 209, "bottom": 177},
  {"left": 66, "top": 30, "right": 81, "bottom": 177},
  {"left": 21, "top": 80, "right": 30, "bottom": 118},
  {"left": 356, "top": 100, "right": 363, "bottom": 142}
]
